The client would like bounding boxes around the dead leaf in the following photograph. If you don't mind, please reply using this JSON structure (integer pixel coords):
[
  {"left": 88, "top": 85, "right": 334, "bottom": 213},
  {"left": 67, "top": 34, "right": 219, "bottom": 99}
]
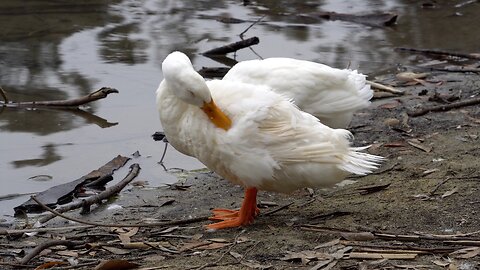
[
  {"left": 450, "top": 247, "right": 480, "bottom": 258},
  {"left": 314, "top": 239, "right": 340, "bottom": 249},
  {"left": 34, "top": 261, "right": 67, "bottom": 270},
  {"left": 208, "top": 238, "right": 229, "bottom": 243},
  {"left": 432, "top": 259, "right": 450, "bottom": 267},
  {"left": 348, "top": 252, "right": 417, "bottom": 259},
  {"left": 240, "top": 260, "right": 272, "bottom": 269},
  {"left": 280, "top": 250, "right": 332, "bottom": 264},
  {"left": 123, "top": 242, "right": 152, "bottom": 249},
  {"left": 396, "top": 72, "right": 428, "bottom": 82},
  {"left": 229, "top": 251, "right": 243, "bottom": 260},
  {"left": 310, "top": 259, "right": 334, "bottom": 270},
  {"left": 94, "top": 259, "right": 140, "bottom": 270},
  {"left": 340, "top": 232, "right": 375, "bottom": 241},
  {"left": 179, "top": 241, "right": 211, "bottom": 252},
  {"left": 422, "top": 168, "right": 439, "bottom": 176},
  {"left": 157, "top": 226, "right": 179, "bottom": 234},
  {"left": 407, "top": 139, "right": 432, "bottom": 152},
  {"left": 56, "top": 250, "right": 78, "bottom": 257},
  {"left": 332, "top": 246, "right": 352, "bottom": 259},
  {"left": 383, "top": 141, "right": 406, "bottom": 148},
  {"left": 379, "top": 102, "right": 399, "bottom": 109},
  {"left": 102, "top": 246, "right": 131, "bottom": 255},
  {"left": 442, "top": 187, "right": 458, "bottom": 198},
  {"left": 357, "top": 183, "right": 391, "bottom": 195},
  {"left": 197, "top": 242, "right": 230, "bottom": 250}
]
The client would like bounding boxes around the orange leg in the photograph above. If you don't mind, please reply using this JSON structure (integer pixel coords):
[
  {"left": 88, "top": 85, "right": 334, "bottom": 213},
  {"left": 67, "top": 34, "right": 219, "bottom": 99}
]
[{"left": 206, "top": 187, "right": 259, "bottom": 230}]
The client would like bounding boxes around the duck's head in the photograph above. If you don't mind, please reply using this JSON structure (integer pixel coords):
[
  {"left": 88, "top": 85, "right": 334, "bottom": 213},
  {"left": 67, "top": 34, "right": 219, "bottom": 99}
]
[{"left": 162, "top": 51, "right": 231, "bottom": 130}]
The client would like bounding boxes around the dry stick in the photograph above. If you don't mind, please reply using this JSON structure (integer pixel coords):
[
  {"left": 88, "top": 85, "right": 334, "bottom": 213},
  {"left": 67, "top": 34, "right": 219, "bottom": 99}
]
[
  {"left": 37, "top": 163, "right": 141, "bottom": 224},
  {"left": 202, "top": 36, "right": 259, "bottom": 56},
  {"left": 0, "top": 225, "right": 94, "bottom": 236},
  {"left": 0, "top": 262, "right": 36, "bottom": 269},
  {"left": 262, "top": 201, "right": 294, "bottom": 216},
  {"left": 3, "top": 87, "right": 118, "bottom": 108},
  {"left": 20, "top": 239, "right": 85, "bottom": 265},
  {"left": 301, "top": 225, "right": 480, "bottom": 244},
  {"left": 407, "top": 96, "right": 480, "bottom": 117},
  {"left": 395, "top": 47, "right": 480, "bottom": 60}
]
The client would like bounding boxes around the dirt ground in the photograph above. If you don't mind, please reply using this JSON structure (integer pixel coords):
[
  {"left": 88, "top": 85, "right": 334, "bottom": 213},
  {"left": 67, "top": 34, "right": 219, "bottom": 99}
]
[{"left": 1, "top": 70, "right": 480, "bottom": 269}]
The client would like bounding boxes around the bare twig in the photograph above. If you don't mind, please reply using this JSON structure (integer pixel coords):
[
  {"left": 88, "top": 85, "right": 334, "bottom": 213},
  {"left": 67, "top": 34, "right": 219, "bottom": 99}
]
[
  {"left": 202, "top": 37, "right": 259, "bottom": 56},
  {"left": 262, "top": 201, "right": 294, "bottom": 216},
  {"left": 408, "top": 96, "right": 480, "bottom": 117},
  {"left": 20, "top": 239, "right": 85, "bottom": 264},
  {"left": 395, "top": 47, "right": 480, "bottom": 60},
  {"left": 239, "top": 15, "right": 265, "bottom": 38},
  {"left": 2, "top": 87, "right": 118, "bottom": 108},
  {"left": 429, "top": 177, "right": 452, "bottom": 196},
  {"left": 0, "top": 86, "right": 8, "bottom": 103}
]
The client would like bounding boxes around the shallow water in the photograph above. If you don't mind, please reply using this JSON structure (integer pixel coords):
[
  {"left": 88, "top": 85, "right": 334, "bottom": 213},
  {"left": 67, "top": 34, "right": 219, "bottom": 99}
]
[{"left": 1, "top": 0, "right": 479, "bottom": 221}]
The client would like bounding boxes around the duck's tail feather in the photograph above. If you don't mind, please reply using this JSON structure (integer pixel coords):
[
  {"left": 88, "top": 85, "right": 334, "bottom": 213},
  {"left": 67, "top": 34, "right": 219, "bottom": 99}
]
[{"left": 341, "top": 146, "right": 385, "bottom": 175}]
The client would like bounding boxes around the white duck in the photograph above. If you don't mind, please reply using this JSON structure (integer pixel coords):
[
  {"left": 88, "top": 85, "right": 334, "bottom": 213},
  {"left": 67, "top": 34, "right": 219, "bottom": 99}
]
[
  {"left": 223, "top": 57, "right": 373, "bottom": 128},
  {"left": 156, "top": 51, "right": 383, "bottom": 230}
]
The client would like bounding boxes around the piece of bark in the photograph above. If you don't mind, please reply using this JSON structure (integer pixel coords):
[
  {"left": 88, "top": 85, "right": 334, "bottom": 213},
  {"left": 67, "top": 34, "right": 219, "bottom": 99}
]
[
  {"left": 37, "top": 163, "right": 140, "bottom": 224},
  {"left": 202, "top": 37, "right": 259, "bottom": 56},
  {"left": 14, "top": 155, "right": 130, "bottom": 216},
  {"left": 2, "top": 87, "right": 118, "bottom": 108}
]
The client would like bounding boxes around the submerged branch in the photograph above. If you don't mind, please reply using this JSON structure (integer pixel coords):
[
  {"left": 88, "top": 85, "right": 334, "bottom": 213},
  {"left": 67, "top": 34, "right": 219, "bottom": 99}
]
[
  {"left": 1, "top": 87, "right": 118, "bottom": 108},
  {"left": 395, "top": 47, "right": 480, "bottom": 60},
  {"left": 202, "top": 37, "right": 259, "bottom": 56}
]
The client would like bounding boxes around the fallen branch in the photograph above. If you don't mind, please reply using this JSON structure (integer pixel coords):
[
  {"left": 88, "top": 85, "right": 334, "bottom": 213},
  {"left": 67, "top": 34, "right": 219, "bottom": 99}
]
[
  {"left": 37, "top": 163, "right": 140, "bottom": 224},
  {"left": 20, "top": 239, "right": 85, "bottom": 264},
  {"left": 1, "top": 87, "right": 118, "bottom": 108},
  {"left": 34, "top": 195, "right": 209, "bottom": 228},
  {"left": 198, "top": 67, "right": 231, "bottom": 78},
  {"left": 202, "top": 37, "right": 259, "bottom": 56},
  {"left": 395, "top": 47, "right": 480, "bottom": 60},
  {"left": 407, "top": 96, "right": 480, "bottom": 117}
]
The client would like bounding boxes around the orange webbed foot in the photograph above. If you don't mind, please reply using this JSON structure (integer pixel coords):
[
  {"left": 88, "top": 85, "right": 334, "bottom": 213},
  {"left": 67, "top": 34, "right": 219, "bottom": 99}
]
[{"left": 205, "top": 187, "right": 259, "bottom": 230}]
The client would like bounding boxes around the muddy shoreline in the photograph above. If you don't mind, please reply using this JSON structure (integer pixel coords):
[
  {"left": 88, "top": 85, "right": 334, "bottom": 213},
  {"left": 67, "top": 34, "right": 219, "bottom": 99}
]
[{"left": 1, "top": 70, "right": 480, "bottom": 269}]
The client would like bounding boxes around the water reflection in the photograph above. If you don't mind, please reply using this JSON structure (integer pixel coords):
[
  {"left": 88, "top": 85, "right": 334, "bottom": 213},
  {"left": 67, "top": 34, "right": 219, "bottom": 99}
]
[{"left": 12, "top": 143, "right": 62, "bottom": 168}]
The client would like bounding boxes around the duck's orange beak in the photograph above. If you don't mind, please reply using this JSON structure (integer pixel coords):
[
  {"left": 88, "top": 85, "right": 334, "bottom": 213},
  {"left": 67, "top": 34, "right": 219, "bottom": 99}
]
[{"left": 201, "top": 100, "right": 232, "bottom": 131}]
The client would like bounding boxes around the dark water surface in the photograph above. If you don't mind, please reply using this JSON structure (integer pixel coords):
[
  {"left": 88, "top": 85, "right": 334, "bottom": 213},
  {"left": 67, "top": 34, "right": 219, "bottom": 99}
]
[{"left": 1, "top": 0, "right": 479, "bottom": 220}]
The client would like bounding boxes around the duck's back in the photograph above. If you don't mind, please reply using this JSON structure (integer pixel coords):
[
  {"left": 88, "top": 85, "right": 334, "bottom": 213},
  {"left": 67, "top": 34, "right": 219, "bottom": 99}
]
[{"left": 223, "top": 58, "right": 373, "bottom": 128}]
